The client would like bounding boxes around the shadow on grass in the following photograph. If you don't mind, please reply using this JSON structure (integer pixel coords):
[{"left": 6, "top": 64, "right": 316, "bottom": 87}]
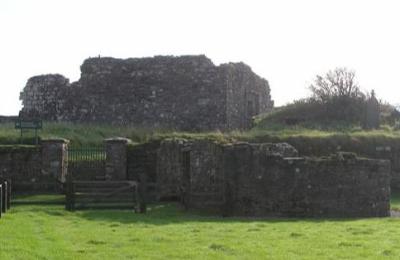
[
  {"left": 69, "top": 203, "right": 376, "bottom": 225},
  {"left": 12, "top": 193, "right": 65, "bottom": 205},
  {"left": 12, "top": 194, "right": 393, "bottom": 225}
]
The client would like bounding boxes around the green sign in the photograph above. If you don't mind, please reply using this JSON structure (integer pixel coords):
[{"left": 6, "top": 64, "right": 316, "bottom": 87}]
[
  {"left": 14, "top": 119, "right": 42, "bottom": 144},
  {"left": 15, "top": 120, "right": 42, "bottom": 130}
]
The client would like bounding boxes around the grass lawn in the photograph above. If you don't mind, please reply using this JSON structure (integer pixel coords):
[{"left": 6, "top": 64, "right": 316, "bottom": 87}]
[{"left": 1, "top": 195, "right": 400, "bottom": 259}]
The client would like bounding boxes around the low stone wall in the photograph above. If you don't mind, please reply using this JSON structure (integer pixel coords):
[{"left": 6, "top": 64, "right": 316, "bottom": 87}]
[
  {"left": 223, "top": 146, "right": 390, "bottom": 217},
  {"left": 156, "top": 139, "right": 391, "bottom": 217},
  {"left": 156, "top": 140, "right": 300, "bottom": 201},
  {"left": 246, "top": 136, "right": 400, "bottom": 190},
  {"left": 2, "top": 136, "right": 390, "bottom": 217},
  {"left": 0, "top": 146, "right": 45, "bottom": 192},
  {"left": 0, "top": 139, "right": 68, "bottom": 193}
]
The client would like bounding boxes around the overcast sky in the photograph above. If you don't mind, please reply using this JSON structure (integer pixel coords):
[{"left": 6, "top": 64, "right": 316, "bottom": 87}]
[{"left": 0, "top": 0, "right": 399, "bottom": 115}]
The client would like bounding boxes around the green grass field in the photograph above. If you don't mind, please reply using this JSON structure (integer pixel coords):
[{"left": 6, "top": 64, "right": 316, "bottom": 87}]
[{"left": 1, "top": 195, "right": 400, "bottom": 259}]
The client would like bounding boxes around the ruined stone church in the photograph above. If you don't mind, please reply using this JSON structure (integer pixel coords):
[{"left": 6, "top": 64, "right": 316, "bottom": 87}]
[{"left": 19, "top": 55, "right": 273, "bottom": 131}]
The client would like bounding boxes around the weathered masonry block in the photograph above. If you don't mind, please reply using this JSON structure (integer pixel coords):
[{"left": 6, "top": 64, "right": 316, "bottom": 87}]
[
  {"left": 20, "top": 55, "right": 274, "bottom": 131},
  {"left": 41, "top": 139, "right": 69, "bottom": 183},
  {"left": 105, "top": 138, "right": 130, "bottom": 180}
]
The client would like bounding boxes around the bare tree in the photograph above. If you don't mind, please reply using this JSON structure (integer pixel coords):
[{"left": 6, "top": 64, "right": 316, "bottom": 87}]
[{"left": 309, "top": 68, "right": 364, "bottom": 102}]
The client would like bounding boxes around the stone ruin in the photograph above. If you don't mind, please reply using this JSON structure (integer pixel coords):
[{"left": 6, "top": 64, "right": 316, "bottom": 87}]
[
  {"left": 127, "top": 139, "right": 391, "bottom": 218},
  {"left": 19, "top": 55, "right": 274, "bottom": 131},
  {"left": 0, "top": 136, "right": 391, "bottom": 217}
]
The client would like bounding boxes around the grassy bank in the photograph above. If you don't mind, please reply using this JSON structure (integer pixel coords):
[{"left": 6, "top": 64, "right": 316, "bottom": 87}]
[
  {"left": 0, "top": 122, "right": 156, "bottom": 145},
  {"left": 0, "top": 122, "right": 234, "bottom": 146},
  {"left": 0, "top": 195, "right": 400, "bottom": 259},
  {"left": 229, "top": 126, "right": 400, "bottom": 156},
  {"left": 2, "top": 121, "right": 400, "bottom": 147}
]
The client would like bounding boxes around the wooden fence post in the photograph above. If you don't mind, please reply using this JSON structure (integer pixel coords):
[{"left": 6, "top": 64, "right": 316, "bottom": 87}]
[
  {"left": 133, "top": 183, "right": 137, "bottom": 211},
  {"left": 136, "top": 181, "right": 147, "bottom": 213},
  {"left": 1, "top": 181, "right": 7, "bottom": 213},
  {"left": 65, "top": 174, "right": 73, "bottom": 211},
  {"left": 7, "top": 179, "right": 11, "bottom": 210},
  {"left": 0, "top": 184, "right": 3, "bottom": 218},
  {"left": 65, "top": 185, "right": 70, "bottom": 211},
  {"left": 70, "top": 183, "right": 75, "bottom": 211},
  {"left": 65, "top": 178, "right": 70, "bottom": 210}
]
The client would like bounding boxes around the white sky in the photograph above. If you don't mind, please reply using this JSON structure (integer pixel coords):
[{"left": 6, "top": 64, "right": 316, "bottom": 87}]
[{"left": 0, "top": 0, "right": 399, "bottom": 115}]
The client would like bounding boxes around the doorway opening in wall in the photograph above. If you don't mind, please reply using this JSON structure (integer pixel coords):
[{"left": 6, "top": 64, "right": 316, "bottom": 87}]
[{"left": 247, "top": 101, "right": 254, "bottom": 117}]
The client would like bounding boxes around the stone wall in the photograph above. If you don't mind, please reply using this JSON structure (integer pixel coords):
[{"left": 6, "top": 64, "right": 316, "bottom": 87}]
[
  {"left": 156, "top": 139, "right": 391, "bottom": 217},
  {"left": 375, "top": 146, "right": 400, "bottom": 190},
  {"left": 222, "top": 146, "right": 390, "bottom": 217},
  {"left": 0, "top": 146, "right": 50, "bottom": 192},
  {"left": 259, "top": 137, "right": 400, "bottom": 190},
  {"left": 224, "top": 63, "right": 273, "bottom": 129},
  {"left": 4, "top": 136, "right": 389, "bottom": 217},
  {"left": 20, "top": 55, "right": 273, "bottom": 130},
  {"left": 0, "top": 139, "right": 69, "bottom": 192},
  {"left": 19, "top": 74, "right": 70, "bottom": 120},
  {"left": 156, "top": 140, "right": 300, "bottom": 201},
  {"left": 0, "top": 146, "right": 41, "bottom": 191}
]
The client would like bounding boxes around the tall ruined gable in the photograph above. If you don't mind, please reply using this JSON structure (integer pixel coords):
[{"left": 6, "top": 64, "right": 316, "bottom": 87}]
[
  {"left": 20, "top": 55, "right": 273, "bottom": 130},
  {"left": 19, "top": 74, "right": 70, "bottom": 120}
]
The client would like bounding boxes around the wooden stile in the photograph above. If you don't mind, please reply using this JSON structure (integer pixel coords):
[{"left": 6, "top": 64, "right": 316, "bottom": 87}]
[{"left": 65, "top": 179, "right": 147, "bottom": 212}]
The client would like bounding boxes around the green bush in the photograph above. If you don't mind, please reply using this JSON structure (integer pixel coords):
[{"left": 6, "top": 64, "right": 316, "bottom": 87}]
[{"left": 255, "top": 98, "right": 366, "bottom": 130}]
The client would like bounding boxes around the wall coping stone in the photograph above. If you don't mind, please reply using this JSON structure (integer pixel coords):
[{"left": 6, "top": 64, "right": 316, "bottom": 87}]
[
  {"left": 41, "top": 138, "right": 70, "bottom": 144},
  {"left": 104, "top": 137, "right": 132, "bottom": 144}
]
